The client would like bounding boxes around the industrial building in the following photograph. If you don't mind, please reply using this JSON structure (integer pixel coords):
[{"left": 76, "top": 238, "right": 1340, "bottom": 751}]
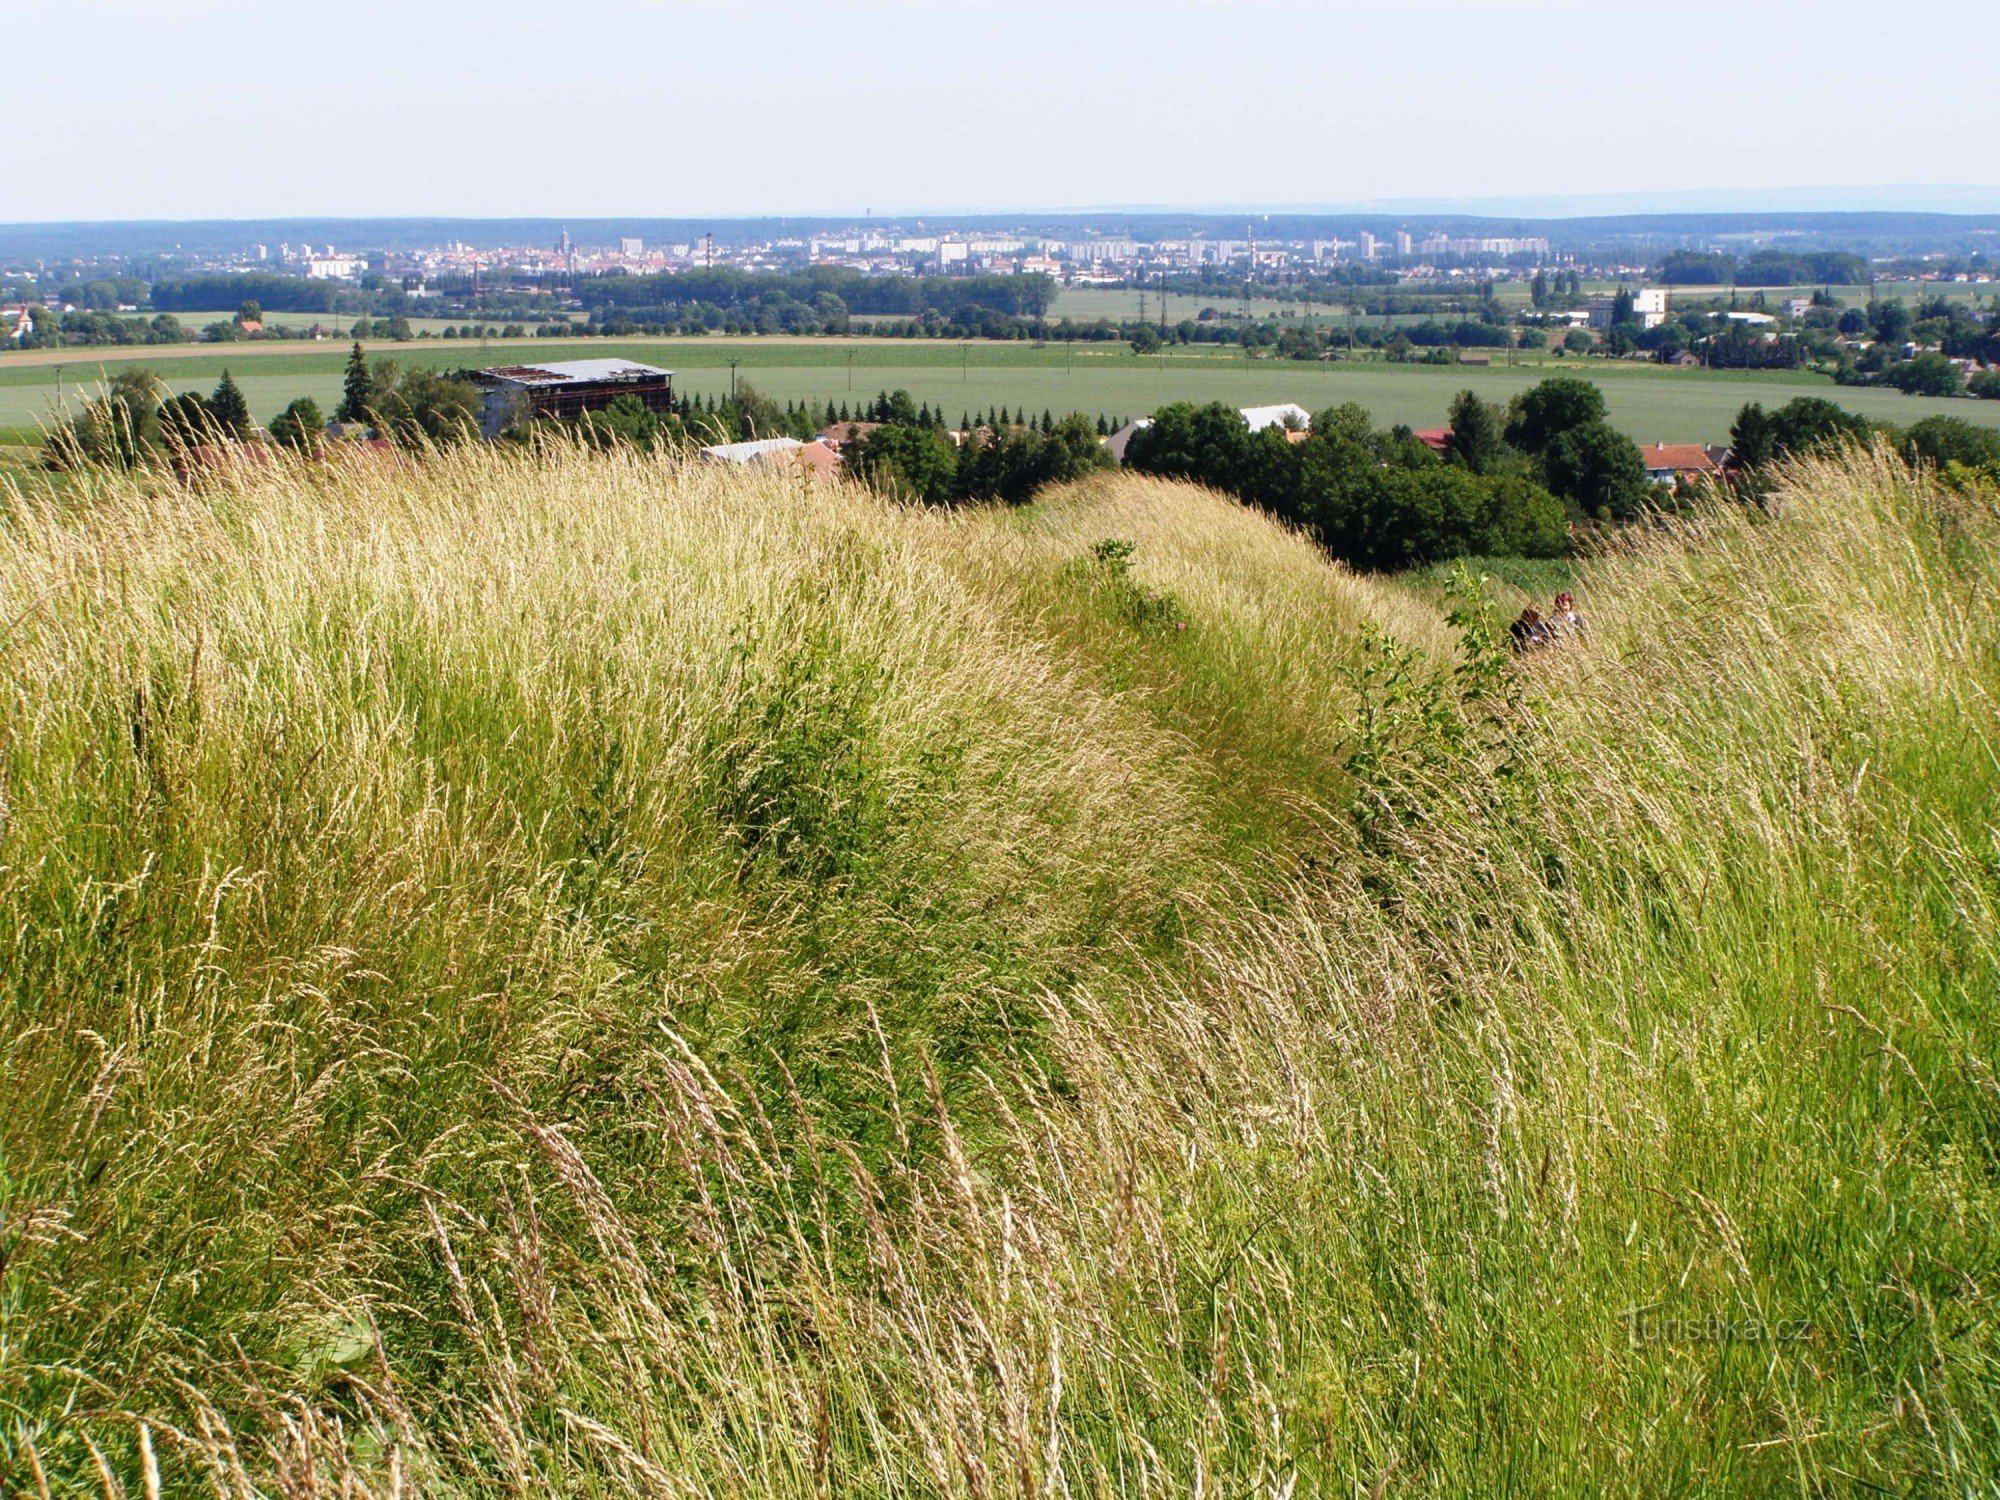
[
  {"left": 464, "top": 358, "right": 674, "bottom": 439},
  {"left": 1587, "top": 287, "right": 1670, "bottom": 331}
]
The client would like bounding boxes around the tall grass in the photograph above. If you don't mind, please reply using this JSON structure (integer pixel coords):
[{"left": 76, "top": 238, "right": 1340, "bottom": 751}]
[{"left": 1, "top": 443, "right": 1994, "bottom": 1496}]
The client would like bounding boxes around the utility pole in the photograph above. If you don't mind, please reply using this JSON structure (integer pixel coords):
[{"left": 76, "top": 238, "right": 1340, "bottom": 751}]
[
  {"left": 847, "top": 350, "right": 854, "bottom": 390},
  {"left": 1242, "top": 225, "right": 1253, "bottom": 328},
  {"left": 727, "top": 359, "right": 739, "bottom": 400}
]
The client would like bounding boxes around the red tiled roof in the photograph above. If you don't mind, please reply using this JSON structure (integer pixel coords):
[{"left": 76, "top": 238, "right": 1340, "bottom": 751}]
[
  {"left": 1639, "top": 443, "right": 1724, "bottom": 474},
  {"left": 816, "top": 421, "right": 882, "bottom": 449},
  {"left": 1414, "top": 427, "right": 1454, "bottom": 454},
  {"left": 756, "top": 439, "right": 844, "bottom": 480},
  {"left": 325, "top": 437, "right": 404, "bottom": 465},
  {"left": 171, "top": 441, "right": 281, "bottom": 481}
]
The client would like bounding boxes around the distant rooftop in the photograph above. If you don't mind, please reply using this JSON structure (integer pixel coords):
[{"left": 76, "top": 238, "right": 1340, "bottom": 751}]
[
  {"left": 469, "top": 359, "right": 672, "bottom": 387},
  {"left": 699, "top": 437, "right": 805, "bottom": 464},
  {"left": 1239, "top": 403, "right": 1313, "bottom": 433}
]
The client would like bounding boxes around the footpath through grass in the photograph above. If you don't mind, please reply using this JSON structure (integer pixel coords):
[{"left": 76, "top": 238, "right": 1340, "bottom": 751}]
[{"left": 1, "top": 448, "right": 1996, "bottom": 1495}]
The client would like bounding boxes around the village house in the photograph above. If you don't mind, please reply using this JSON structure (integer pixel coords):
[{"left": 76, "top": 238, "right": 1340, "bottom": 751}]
[
  {"left": 700, "top": 435, "right": 843, "bottom": 480},
  {"left": 815, "top": 420, "right": 883, "bottom": 452},
  {"left": 1637, "top": 442, "right": 1732, "bottom": 485}
]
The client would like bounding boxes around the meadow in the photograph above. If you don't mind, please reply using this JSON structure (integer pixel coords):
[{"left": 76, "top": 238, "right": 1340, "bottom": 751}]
[
  {"left": 6, "top": 334, "right": 1998, "bottom": 447},
  {"left": 1, "top": 439, "right": 1996, "bottom": 1495}
]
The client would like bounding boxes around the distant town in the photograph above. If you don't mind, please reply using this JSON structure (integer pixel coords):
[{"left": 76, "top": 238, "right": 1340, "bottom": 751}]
[
  {"left": 5, "top": 214, "right": 1996, "bottom": 394},
  {"left": 85, "top": 224, "right": 1567, "bottom": 284},
  {"left": 10, "top": 211, "right": 1999, "bottom": 506}
]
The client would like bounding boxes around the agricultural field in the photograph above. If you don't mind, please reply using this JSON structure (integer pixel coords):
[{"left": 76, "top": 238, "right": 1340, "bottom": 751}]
[
  {"left": 99, "top": 308, "right": 476, "bottom": 336},
  {"left": 5, "top": 334, "right": 1997, "bottom": 447}
]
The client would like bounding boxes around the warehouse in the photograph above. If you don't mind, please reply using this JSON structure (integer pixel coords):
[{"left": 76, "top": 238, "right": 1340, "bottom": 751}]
[{"left": 464, "top": 358, "right": 674, "bottom": 438}]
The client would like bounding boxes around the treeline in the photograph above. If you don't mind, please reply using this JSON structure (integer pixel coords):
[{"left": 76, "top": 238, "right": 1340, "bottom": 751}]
[
  {"left": 42, "top": 345, "right": 487, "bottom": 470},
  {"left": 1831, "top": 299, "right": 2000, "bottom": 396},
  {"left": 148, "top": 273, "right": 403, "bottom": 315},
  {"left": 828, "top": 389, "right": 1128, "bottom": 437},
  {"left": 1729, "top": 396, "right": 2000, "bottom": 485},
  {"left": 574, "top": 267, "right": 1053, "bottom": 323},
  {"left": 42, "top": 367, "right": 335, "bottom": 471},
  {"left": 1657, "top": 249, "right": 1871, "bottom": 286},
  {"left": 841, "top": 400, "right": 1114, "bottom": 506},
  {"left": 1124, "top": 387, "right": 1611, "bottom": 571},
  {"left": 1124, "top": 381, "right": 2000, "bottom": 572}
]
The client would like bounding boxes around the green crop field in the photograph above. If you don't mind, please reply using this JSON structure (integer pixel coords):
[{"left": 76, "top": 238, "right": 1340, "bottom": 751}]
[{"left": 5, "top": 335, "right": 1998, "bottom": 446}]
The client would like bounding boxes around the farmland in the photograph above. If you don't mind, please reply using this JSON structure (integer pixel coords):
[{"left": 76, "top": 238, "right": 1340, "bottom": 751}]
[{"left": 5, "top": 334, "right": 1997, "bottom": 449}]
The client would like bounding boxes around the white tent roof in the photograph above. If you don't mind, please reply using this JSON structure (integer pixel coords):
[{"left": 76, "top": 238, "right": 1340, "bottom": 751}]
[
  {"left": 699, "top": 437, "right": 804, "bottom": 464},
  {"left": 1239, "top": 403, "right": 1312, "bottom": 432}
]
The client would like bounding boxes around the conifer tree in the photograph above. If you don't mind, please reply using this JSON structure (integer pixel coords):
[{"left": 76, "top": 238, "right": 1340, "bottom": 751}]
[
  {"left": 207, "top": 370, "right": 252, "bottom": 438},
  {"left": 336, "top": 342, "right": 374, "bottom": 423}
]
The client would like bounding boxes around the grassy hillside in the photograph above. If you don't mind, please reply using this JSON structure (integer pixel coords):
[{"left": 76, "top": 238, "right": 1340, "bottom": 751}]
[{"left": 1, "top": 447, "right": 1995, "bottom": 1495}]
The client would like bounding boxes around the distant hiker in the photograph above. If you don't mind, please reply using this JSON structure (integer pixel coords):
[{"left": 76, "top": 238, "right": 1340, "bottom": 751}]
[
  {"left": 1551, "top": 591, "right": 1583, "bottom": 639},
  {"left": 1510, "top": 605, "right": 1547, "bottom": 653}
]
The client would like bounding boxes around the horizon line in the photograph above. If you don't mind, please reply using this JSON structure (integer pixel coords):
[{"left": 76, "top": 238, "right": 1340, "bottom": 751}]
[{"left": 8, "top": 187, "right": 2000, "bottom": 231}]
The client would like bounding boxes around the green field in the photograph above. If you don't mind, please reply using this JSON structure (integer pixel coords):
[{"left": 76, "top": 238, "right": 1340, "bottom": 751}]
[{"left": 7, "top": 335, "right": 1998, "bottom": 448}]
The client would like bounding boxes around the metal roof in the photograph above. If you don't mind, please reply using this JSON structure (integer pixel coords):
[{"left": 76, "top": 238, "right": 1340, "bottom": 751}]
[
  {"left": 473, "top": 359, "right": 673, "bottom": 387},
  {"left": 699, "top": 437, "right": 805, "bottom": 464},
  {"left": 1239, "top": 403, "right": 1313, "bottom": 432}
]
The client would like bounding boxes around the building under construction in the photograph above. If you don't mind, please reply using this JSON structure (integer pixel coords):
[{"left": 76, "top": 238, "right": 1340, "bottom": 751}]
[{"left": 465, "top": 358, "right": 674, "bottom": 439}]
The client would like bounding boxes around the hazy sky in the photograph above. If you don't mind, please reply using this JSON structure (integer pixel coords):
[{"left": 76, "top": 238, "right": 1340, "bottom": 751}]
[{"left": 6, "top": 0, "right": 1993, "bottom": 222}]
